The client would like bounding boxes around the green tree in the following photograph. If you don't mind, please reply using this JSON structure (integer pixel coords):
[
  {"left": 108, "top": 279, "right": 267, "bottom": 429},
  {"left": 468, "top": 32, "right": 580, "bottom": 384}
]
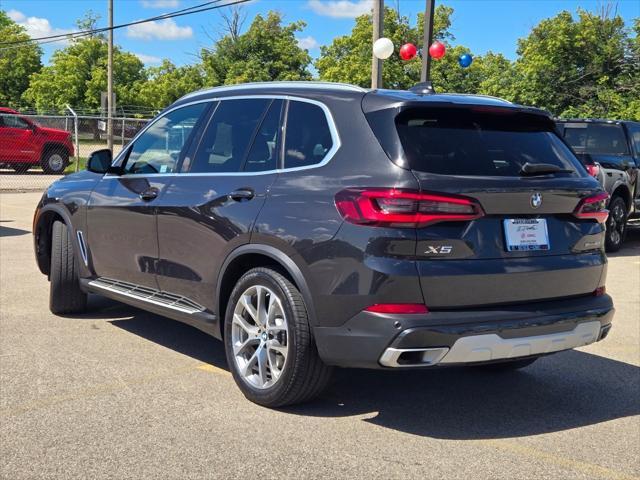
[
  {"left": 513, "top": 9, "right": 638, "bottom": 119},
  {"left": 23, "top": 36, "right": 146, "bottom": 112},
  {"left": 0, "top": 10, "right": 43, "bottom": 107},
  {"left": 201, "top": 11, "right": 312, "bottom": 85},
  {"left": 135, "top": 60, "right": 205, "bottom": 110},
  {"left": 316, "top": 6, "right": 454, "bottom": 89}
]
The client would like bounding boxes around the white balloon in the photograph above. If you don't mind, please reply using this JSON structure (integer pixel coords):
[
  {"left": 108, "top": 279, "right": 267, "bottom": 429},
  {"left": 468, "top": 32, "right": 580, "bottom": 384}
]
[{"left": 373, "top": 37, "right": 394, "bottom": 60}]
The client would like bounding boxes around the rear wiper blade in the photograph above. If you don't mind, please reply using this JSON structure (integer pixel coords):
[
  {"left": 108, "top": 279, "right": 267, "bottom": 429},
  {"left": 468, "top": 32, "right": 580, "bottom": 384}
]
[{"left": 519, "top": 162, "right": 575, "bottom": 176}]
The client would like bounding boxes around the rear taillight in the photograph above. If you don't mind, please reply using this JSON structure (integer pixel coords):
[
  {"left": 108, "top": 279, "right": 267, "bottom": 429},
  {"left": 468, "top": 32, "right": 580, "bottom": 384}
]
[
  {"left": 573, "top": 192, "right": 609, "bottom": 223},
  {"left": 585, "top": 164, "right": 600, "bottom": 178},
  {"left": 335, "top": 189, "right": 484, "bottom": 228},
  {"left": 365, "top": 303, "right": 428, "bottom": 314}
]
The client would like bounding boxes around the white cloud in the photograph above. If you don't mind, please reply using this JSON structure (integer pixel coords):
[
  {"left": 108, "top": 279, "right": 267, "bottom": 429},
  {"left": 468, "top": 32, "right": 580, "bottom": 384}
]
[
  {"left": 7, "top": 9, "right": 73, "bottom": 41},
  {"left": 297, "top": 36, "right": 320, "bottom": 50},
  {"left": 141, "top": 0, "right": 180, "bottom": 7},
  {"left": 307, "top": 0, "right": 372, "bottom": 18},
  {"left": 127, "top": 18, "right": 193, "bottom": 40},
  {"left": 135, "top": 53, "right": 162, "bottom": 64}
]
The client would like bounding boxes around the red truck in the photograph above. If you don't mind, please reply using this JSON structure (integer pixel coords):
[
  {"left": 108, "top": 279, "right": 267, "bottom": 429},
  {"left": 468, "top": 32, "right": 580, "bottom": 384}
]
[{"left": 0, "top": 107, "right": 74, "bottom": 174}]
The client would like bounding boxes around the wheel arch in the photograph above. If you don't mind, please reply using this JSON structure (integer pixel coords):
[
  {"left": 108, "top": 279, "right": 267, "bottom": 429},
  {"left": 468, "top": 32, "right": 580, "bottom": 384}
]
[
  {"left": 34, "top": 205, "right": 73, "bottom": 276},
  {"left": 41, "top": 142, "right": 71, "bottom": 160},
  {"left": 216, "top": 245, "right": 317, "bottom": 339},
  {"left": 611, "top": 184, "right": 632, "bottom": 212}
]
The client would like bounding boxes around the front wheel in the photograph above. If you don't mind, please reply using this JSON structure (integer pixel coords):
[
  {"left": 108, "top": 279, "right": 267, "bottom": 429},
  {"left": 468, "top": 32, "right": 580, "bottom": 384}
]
[
  {"left": 224, "top": 267, "right": 333, "bottom": 407},
  {"left": 41, "top": 149, "right": 69, "bottom": 174},
  {"left": 49, "top": 221, "right": 87, "bottom": 314},
  {"left": 605, "top": 195, "right": 627, "bottom": 252}
]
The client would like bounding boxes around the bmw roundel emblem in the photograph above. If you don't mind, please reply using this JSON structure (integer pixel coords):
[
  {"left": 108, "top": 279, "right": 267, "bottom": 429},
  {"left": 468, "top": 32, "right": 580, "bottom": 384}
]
[{"left": 531, "top": 193, "right": 543, "bottom": 209}]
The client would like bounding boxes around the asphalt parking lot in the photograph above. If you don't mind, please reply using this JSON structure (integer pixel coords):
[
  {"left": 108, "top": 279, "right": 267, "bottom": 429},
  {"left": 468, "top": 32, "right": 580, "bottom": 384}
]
[{"left": 1, "top": 191, "right": 638, "bottom": 480}]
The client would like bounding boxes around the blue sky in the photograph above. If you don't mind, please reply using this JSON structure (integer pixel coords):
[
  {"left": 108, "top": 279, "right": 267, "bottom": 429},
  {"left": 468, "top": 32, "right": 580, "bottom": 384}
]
[{"left": 2, "top": 0, "right": 639, "bottom": 67}]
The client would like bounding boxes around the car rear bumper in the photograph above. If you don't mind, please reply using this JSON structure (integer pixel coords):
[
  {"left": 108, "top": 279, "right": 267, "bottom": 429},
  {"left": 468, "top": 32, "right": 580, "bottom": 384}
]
[{"left": 313, "top": 294, "right": 614, "bottom": 369}]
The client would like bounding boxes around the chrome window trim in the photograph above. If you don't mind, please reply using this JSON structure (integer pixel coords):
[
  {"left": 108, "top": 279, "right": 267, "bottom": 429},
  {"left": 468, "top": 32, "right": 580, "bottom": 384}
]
[{"left": 106, "top": 94, "right": 341, "bottom": 178}]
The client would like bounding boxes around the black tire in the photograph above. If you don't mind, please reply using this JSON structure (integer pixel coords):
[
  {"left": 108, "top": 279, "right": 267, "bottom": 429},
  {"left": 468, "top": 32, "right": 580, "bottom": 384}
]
[
  {"left": 224, "top": 267, "right": 333, "bottom": 407},
  {"left": 473, "top": 357, "right": 538, "bottom": 371},
  {"left": 49, "top": 221, "right": 87, "bottom": 315},
  {"left": 41, "top": 148, "right": 69, "bottom": 174},
  {"left": 605, "top": 195, "right": 627, "bottom": 253}
]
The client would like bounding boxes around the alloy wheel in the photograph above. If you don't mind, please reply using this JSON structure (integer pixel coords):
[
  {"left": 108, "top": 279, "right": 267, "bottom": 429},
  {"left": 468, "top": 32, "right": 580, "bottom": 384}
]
[
  {"left": 48, "top": 153, "right": 65, "bottom": 172},
  {"left": 607, "top": 200, "right": 626, "bottom": 247},
  {"left": 231, "top": 285, "right": 289, "bottom": 389}
]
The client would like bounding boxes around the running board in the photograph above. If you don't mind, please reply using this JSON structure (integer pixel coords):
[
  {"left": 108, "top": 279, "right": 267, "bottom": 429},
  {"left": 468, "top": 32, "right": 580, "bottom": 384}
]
[{"left": 88, "top": 277, "right": 206, "bottom": 315}]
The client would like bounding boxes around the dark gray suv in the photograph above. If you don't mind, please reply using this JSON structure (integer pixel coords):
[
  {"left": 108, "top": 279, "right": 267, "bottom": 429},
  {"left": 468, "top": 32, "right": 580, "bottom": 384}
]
[
  {"left": 557, "top": 119, "right": 640, "bottom": 252},
  {"left": 34, "top": 82, "right": 614, "bottom": 407}
]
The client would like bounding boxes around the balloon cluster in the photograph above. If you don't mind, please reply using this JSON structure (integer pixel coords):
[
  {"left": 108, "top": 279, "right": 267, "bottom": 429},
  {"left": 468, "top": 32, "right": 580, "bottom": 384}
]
[{"left": 373, "top": 38, "right": 473, "bottom": 68}]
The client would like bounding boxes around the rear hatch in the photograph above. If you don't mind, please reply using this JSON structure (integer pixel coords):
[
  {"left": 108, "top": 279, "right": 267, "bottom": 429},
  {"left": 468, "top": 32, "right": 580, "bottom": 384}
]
[{"left": 366, "top": 100, "right": 608, "bottom": 309}]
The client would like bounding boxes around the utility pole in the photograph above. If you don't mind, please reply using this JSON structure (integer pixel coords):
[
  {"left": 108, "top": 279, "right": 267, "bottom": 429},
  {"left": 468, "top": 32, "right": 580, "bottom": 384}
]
[
  {"left": 107, "top": 0, "right": 114, "bottom": 152},
  {"left": 420, "top": 0, "right": 435, "bottom": 82},
  {"left": 371, "top": 0, "right": 383, "bottom": 89}
]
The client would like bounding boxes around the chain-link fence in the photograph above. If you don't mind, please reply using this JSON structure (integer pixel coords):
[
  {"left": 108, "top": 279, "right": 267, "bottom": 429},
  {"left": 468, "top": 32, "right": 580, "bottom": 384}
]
[{"left": 0, "top": 112, "right": 150, "bottom": 191}]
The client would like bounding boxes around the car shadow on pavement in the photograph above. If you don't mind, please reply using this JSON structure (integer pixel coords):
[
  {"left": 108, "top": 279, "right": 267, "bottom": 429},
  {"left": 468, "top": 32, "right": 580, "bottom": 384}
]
[
  {"left": 0, "top": 224, "right": 30, "bottom": 237},
  {"left": 95, "top": 294, "right": 640, "bottom": 441}
]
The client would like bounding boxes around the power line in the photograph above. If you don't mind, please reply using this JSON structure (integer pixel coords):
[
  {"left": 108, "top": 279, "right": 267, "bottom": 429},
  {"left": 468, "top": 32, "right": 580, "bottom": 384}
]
[{"left": 0, "top": 0, "right": 250, "bottom": 50}]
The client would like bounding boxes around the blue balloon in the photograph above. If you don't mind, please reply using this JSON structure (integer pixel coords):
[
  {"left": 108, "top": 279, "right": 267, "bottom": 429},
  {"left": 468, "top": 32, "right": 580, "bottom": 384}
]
[{"left": 458, "top": 54, "right": 473, "bottom": 68}]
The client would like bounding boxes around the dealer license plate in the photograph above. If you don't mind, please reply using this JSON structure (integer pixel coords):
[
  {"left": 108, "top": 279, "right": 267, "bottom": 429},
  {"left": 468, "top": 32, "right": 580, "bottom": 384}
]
[{"left": 504, "top": 219, "right": 550, "bottom": 251}]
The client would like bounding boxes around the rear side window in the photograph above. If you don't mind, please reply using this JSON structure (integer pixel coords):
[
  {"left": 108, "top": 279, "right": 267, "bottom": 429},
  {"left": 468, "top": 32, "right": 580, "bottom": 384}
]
[
  {"left": 244, "top": 99, "right": 283, "bottom": 172},
  {"left": 396, "top": 108, "right": 580, "bottom": 176},
  {"left": 284, "top": 101, "right": 333, "bottom": 169},
  {"left": 625, "top": 123, "right": 640, "bottom": 157},
  {"left": 562, "top": 123, "right": 630, "bottom": 156},
  {"left": 191, "top": 98, "right": 270, "bottom": 173}
]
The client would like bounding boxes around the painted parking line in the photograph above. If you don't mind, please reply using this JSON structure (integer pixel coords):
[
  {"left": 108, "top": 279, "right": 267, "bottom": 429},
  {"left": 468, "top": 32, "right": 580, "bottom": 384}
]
[{"left": 486, "top": 439, "right": 639, "bottom": 480}]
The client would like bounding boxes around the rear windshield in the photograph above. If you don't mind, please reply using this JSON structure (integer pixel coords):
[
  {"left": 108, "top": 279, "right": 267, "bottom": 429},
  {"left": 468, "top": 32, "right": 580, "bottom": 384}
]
[
  {"left": 560, "top": 123, "right": 630, "bottom": 156},
  {"left": 396, "top": 108, "right": 580, "bottom": 176}
]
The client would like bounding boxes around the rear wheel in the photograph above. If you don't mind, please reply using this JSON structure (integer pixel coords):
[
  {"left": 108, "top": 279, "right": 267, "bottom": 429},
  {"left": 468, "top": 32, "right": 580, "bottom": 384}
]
[
  {"left": 224, "top": 267, "right": 333, "bottom": 407},
  {"left": 605, "top": 195, "right": 627, "bottom": 252},
  {"left": 41, "top": 148, "right": 69, "bottom": 174},
  {"left": 473, "top": 357, "right": 538, "bottom": 371},
  {"left": 49, "top": 220, "right": 87, "bottom": 315}
]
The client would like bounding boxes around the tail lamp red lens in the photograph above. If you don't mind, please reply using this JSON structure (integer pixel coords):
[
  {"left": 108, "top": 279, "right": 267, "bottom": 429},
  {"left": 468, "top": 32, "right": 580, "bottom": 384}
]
[
  {"left": 335, "top": 189, "right": 484, "bottom": 228},
  {"left": 585, "top": 164, "right": 600, "bottom": 178},
  {"left": 365, "top": 303, "right": 429, "bottom": 314},
  {"left": 573, "top": 192, "right": 609, "bottom": 223}
]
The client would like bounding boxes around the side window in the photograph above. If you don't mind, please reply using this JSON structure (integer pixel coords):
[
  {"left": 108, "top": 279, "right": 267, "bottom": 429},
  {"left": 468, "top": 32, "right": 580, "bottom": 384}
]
[
  {"left": 627, "top": 124, "right": 640, "bottom": 158},
  {"left": 284, "top": 101, "right": 334, "bottom": 169},
  {"left": 0, "top": 114, "right": 30, "bottom": 129},
  {"left": 123, "top": 103, "right": 207, "bottom": 175},
  {"left": 190, "top": 99, "right": 270, "bottom": 173},
  {"left": 244, "top": 100, "right": 283, "bottom": 172}
]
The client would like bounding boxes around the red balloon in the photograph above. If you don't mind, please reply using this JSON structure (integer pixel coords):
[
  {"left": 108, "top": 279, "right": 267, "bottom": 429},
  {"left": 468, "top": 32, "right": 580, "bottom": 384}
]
[
  {"left": 399, "top": 43, "right": 417, "bottom": 61},
  {"left": 428, "top": 41, "right": 446, "bottom": 59}
]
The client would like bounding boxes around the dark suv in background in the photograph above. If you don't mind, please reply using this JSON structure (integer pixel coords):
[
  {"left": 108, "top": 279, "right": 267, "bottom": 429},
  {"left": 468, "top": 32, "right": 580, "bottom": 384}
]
[
  {"left": 557, "top": 119, "right": 640, "bottom": 251},
  {"left": 34, "top": 82, "right": 614, "bottom": 407}
]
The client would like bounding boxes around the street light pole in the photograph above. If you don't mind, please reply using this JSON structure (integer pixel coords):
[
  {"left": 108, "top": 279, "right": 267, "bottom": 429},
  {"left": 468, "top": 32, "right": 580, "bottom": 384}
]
[
  {"left": 107, "top": 0, "right": 114, "bottom": 152},
  {"left": 420, "top": 0, "right": 435, "bottom": 82},
  {"left": 371, "top": 0, "right": 383, "bottom": 89}
]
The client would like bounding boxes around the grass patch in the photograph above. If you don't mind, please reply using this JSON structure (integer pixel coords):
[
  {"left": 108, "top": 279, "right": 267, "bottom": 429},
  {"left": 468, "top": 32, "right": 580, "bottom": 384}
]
[{"left": 64, "top": 157, "right": 87, "bottom": 174}]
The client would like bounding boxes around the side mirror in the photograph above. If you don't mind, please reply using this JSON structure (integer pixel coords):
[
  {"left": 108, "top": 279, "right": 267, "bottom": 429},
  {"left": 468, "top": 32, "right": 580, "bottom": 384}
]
[{"left": 87, "top": 149, "right": 113, "bottom": 174}]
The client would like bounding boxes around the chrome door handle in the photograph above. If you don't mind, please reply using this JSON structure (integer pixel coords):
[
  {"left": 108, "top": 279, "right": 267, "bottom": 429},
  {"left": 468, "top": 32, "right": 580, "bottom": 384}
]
[
  {"left": 139, "top": 187, "right": 159, "bottom": 201},
  {"left": 229, "top": 189, "right": 255, "bottom": 201}
]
